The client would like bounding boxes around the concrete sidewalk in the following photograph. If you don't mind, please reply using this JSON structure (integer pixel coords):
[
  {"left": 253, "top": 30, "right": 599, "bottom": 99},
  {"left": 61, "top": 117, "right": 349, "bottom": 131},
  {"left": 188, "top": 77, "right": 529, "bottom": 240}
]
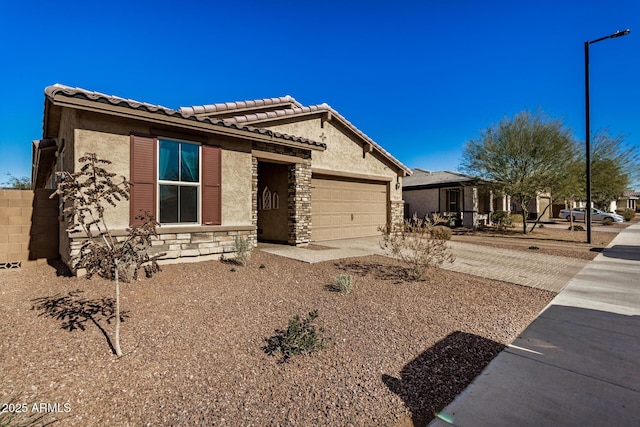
[{"left": 429, "top": 222, "right": 640, "bottom": 427}]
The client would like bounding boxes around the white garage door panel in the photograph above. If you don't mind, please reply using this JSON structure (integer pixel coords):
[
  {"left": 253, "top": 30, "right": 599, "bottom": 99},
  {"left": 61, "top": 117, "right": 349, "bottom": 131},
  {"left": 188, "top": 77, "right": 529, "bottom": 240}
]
[{"left": 311, "top": 177, "right": 387, "bottom": 241}]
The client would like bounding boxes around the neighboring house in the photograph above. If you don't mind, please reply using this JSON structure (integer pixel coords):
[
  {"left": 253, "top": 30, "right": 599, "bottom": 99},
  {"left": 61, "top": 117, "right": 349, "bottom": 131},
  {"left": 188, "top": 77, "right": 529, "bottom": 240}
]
[
  {"left": 402, "top": 169, "right": 501, "bottom": 229},
  {"left": 615, "top": 190, "right": 639, "bottom": 212},
  {"left": 511, "top": 192, "right": 552, "bottom": 222},
  {"left": 32, "top": 85, "right": 410, "bottom": 266}
]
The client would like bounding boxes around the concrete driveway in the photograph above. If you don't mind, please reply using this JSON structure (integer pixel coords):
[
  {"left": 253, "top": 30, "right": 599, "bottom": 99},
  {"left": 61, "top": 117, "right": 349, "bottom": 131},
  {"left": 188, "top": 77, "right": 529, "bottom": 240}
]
[{"left": 258, "top": 236, "right": 588, "bottom": 293}]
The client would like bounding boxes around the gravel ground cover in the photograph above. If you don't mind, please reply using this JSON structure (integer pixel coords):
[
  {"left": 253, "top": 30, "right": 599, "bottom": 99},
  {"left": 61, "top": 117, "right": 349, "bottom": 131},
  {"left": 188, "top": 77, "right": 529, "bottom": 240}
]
[{"left": 0, "top": 249, "right": 555, "bottom": 426}]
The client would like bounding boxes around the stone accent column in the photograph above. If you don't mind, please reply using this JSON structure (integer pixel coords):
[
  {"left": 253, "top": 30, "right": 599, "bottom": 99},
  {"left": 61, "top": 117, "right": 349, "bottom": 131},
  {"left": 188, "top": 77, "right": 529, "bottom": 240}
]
[
  {"left": 250, "top": 156, "right": 258, "bottom": 247},
  {"left": 390, "top": 200, "right": 405, "bottom": 232},
  {"left": 287, "top": 160, "right": 311, "bottom": 245}
]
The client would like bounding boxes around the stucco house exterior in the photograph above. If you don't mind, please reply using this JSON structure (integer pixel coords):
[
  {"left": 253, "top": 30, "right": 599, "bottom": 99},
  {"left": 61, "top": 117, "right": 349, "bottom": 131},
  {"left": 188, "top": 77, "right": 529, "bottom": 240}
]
[
  {"left": 614, "top": 190, "right": 639, "bottom": 212},
  {"left": 402, "top": 169, "right": 499, "bottom": 229},
  {"left": 403, "top": 169, "right": 553, "bottom": 228},
  {"left": 32, "top": 85, "right": 410, "bottom": 266}
]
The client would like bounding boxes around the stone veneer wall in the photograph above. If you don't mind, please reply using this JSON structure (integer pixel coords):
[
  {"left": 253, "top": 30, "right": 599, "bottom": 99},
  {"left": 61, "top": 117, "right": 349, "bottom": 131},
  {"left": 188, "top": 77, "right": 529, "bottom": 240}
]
[
  {"left": 252, "top": 141, "right": 312, "bottom": 246},
  {"left": 390, "top": 200, "right": 405, "bottom": 232},
  {"left": 68, "top": 227, "right": 255, "bottom": 265},
  {"left": 288, "top": 162, "right": 312, "bottom": 245}
]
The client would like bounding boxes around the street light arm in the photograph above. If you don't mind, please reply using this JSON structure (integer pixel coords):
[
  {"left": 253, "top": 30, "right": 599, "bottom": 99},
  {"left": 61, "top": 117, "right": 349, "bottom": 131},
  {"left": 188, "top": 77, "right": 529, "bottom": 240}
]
[{"left": 588, "top": 29, "right": 631, "bottom": 45}]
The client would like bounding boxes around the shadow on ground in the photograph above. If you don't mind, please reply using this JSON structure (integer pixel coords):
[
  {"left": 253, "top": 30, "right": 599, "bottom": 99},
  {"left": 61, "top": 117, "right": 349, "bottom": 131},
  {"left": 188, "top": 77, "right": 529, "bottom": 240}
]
[
  {"left": 383, "top": 331, "right": 504, "bottom": 426},
  {"left": 602, "top": 245, "right": 640, "bottom": 261},
  {"left": 31, "top": 289, "right": 128, "bottom": 355},
  {"left": 47, "top": 257, "right": 73, "bottom": 277},
  {"left": 335, "top": 260, "right": 410, "bottom": 284}
]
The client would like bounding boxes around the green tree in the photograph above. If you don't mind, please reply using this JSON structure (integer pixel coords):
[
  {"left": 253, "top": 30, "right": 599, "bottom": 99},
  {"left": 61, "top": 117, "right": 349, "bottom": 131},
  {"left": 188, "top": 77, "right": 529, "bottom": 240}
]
[
  {"left": 2, "top": 173, "right": 31, "bottom": 189},
  {"left": 551, "top": 156, "right": 584, "bottom": 230},
  {"left": 461, "top": 111, "right": 577, "bottom": 233},
  {"left": 590, "top": 130, "right": 638, "bottom": 210}
]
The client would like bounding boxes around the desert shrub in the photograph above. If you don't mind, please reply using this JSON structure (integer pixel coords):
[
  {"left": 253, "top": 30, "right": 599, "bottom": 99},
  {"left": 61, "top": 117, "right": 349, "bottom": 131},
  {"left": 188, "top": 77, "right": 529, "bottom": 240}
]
[
  {"left": 333, "top": 274, "right": 353, "bottom": 294},
  {"left": 570, "top": 225, "right": 585, "bottom": 231},
  {"left": 263, "top": 310, "right": 326, "bottom": 363},
  {"left": 617, "top": 209, "right": 635, "bottom": 222},
  {"left": 491, "top": 210, "right": 510, "bottom": 223},
  {"left": 431, "top": 212, "right": 449, "bottom": 226},
  {"left": 528, "top": 246, "right": 540, "bottom": 250},
  {"left": 431, "top": 225, "right": 452, "bottom": 241},
  {"left": 491, "top": 211, "right": 512, "bottom": 229},
  {"left": 380, "top": 216, "right": 455, "bottom": 281},
  {"left": 234, "top": 235, "right": 252, "bottom": 266}
]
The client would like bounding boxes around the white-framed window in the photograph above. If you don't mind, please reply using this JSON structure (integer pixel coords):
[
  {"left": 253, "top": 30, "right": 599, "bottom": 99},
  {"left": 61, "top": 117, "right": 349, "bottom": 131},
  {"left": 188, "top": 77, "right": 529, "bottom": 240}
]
[
  {"left": 272, "top": 192, "right": 279, "bottom": 210},
  {"left": 157, "top": 139, "right": 201, "bottom": 224}
]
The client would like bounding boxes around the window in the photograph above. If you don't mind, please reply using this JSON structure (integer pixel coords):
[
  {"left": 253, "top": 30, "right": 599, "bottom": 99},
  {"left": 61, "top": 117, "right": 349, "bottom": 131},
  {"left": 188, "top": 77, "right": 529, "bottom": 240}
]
[
  {"left": 272, "top": 192, "right": 279, "bottom": 210},
  {"left": 446, "top": 189, "right": 460, "bottom": 213},
  {"left": 130, "top": 135, "right": 221, "bottom": 227},
  {"left": 262, "top": 186, "right": 272, "bottom": 210},
  {"left": 158, "top": 139, "right": 200, "bottom": 224}
]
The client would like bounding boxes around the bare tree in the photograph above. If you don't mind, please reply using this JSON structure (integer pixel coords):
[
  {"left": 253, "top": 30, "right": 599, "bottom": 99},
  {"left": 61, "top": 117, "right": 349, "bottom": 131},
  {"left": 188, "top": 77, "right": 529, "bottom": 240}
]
[
  {"left": 2, "top": 173, "right": 31, "bottom": 189},
  {"left": 52, "top": 153, "right": 162, "bottom": 356}
]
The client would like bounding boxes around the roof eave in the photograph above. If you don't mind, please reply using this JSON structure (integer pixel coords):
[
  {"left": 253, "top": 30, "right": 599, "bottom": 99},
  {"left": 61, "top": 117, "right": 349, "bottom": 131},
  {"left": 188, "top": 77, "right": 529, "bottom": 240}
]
[{"left": 46, "top": 93, "right": 325, "bottom": 152}]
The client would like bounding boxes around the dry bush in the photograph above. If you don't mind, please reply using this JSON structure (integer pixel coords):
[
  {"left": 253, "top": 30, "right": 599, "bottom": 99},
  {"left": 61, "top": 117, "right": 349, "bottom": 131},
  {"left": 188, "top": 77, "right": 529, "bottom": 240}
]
[{"left": 380, "top": 216, "right": 455, "bottom": 280}]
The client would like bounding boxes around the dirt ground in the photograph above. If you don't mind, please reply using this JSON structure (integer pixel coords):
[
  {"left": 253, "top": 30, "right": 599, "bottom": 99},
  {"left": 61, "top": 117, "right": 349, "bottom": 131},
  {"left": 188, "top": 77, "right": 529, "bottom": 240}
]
[{"left": 0, "top": 248, "right": 555, "bottom": 426}]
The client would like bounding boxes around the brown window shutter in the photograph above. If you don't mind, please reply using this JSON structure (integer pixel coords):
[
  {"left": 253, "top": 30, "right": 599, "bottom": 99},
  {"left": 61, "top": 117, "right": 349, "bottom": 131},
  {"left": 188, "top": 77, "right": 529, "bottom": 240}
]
[
  {"left": 130, "top": 135, "right": 157, "bottom": 226},
  {"left": 202, "top": 145, "right": 221, "bottom": 225}
]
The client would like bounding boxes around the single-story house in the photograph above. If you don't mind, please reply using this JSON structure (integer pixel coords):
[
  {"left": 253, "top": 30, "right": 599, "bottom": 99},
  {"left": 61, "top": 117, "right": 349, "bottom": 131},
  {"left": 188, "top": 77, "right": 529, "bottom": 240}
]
[
  {"left": 615, "top": 190, "right": 639, "bottom": 212},
  {"left": 402, "top": 169, "right": 501, "bottom": 229},
  {"left": 511, "top": 192, "right": 552, "bottom": 222},
  {"left": 32, "top": 85, "right": 410, "bottom": 266}
]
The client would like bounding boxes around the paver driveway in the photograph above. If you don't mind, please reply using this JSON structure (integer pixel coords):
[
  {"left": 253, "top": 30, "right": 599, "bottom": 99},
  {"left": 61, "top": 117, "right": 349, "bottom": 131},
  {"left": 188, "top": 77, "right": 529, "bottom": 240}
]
[{"left": 259, "top": 236, "right": 588, "bottom": 293}]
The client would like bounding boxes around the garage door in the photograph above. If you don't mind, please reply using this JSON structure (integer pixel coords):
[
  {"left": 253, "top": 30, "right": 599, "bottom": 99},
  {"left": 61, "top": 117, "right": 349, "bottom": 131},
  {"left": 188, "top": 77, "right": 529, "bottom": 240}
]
[{"left": 311, "top": 176, "right": 388, "bottom": 241}]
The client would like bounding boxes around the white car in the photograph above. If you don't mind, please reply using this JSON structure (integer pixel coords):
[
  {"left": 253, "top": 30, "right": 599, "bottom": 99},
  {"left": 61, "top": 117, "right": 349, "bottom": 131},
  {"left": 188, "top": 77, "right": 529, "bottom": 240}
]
[{"left": 559, "top": 207, "right": 624, "bottom": 223}]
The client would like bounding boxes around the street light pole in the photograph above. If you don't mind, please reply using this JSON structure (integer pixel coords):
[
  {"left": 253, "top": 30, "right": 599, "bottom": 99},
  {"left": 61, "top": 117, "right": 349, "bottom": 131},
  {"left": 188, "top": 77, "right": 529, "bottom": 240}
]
[{"left": 584, "top": 29, "right": 630, "bottom": 244}]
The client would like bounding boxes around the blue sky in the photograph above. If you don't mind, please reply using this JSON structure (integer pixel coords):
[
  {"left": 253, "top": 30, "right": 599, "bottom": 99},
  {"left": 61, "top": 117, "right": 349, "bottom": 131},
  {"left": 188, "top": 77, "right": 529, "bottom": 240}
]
[{"left": 1, "top": 1, "right": 638, "bottom": 186}]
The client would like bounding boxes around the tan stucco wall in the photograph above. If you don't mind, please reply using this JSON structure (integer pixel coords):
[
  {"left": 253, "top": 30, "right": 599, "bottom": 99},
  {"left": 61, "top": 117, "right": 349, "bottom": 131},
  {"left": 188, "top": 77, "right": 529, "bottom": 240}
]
[
  {"left": 69, "top": 111, "right": 253, "bottom": 230},
  {"left": 403, "top": 188, "right": 439, "bottom": 219},
  {"left": 57, "top": 107, "right": 78, "bottom": 262},
  {"left": 262, "top": 119, "right": 402, "bottom": 201},
  {"left": 217, "top": 138, "right": 252, "bottom": 225}
]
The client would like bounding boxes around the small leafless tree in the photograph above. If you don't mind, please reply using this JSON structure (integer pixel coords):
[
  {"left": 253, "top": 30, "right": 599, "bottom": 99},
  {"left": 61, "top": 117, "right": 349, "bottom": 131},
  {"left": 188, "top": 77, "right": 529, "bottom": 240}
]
[{"left": 51, "top": 153, "right": 162, "bottom": 356}]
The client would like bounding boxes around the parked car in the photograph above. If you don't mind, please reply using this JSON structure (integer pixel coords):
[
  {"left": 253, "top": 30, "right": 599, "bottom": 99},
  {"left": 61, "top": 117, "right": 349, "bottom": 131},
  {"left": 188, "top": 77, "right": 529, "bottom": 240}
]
[{"left": 559, "top": 207, "right": 624, "bottom": 223}]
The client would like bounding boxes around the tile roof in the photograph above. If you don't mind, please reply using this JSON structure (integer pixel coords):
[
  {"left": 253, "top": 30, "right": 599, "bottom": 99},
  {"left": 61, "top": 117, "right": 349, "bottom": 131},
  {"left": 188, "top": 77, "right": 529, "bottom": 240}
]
[
  {"left": 403, "top": 168, "right": 488, "bottom": 188},
  {"left": 44, "top": 85, "right": 326, "bottom": 150},
  {"left": 222, "top": 104, "right": 328, "bottom": 124},
  {"left": 181, "top": 96, "right": 411, "bottom": 175},
  {"left": 179, "top": 96, "right": 303, "bottom": 116}
]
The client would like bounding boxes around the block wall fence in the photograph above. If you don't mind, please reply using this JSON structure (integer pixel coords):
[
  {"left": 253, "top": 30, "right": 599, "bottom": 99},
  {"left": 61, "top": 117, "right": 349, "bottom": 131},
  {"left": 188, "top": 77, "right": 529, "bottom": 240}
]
[{"left": 0, "top": 189, "right": 59, "bottom": 269}]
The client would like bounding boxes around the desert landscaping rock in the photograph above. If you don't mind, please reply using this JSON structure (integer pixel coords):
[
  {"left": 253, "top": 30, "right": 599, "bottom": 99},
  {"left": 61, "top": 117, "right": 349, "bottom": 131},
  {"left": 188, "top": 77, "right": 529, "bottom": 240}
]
[{"left": 0, "top": 251, "right": 554, "bottom": 426}]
